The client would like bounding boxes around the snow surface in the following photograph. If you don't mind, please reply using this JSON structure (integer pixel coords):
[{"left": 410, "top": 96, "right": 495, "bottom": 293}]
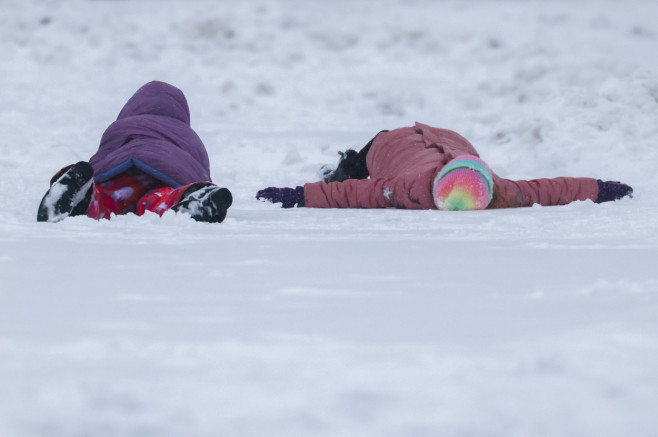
[{"left": 2, "top": 0, "right": 658, "bottom": 436}]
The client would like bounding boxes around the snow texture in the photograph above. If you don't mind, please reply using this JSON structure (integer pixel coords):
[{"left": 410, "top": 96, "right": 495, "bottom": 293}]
[{"left": 1, "top": 0, "right": 658, "bottom": 436}]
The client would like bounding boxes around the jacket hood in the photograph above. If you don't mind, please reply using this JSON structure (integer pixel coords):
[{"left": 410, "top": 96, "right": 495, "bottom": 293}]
[{"left": 117, "top": 81, "right": 191, "bottom": 125}]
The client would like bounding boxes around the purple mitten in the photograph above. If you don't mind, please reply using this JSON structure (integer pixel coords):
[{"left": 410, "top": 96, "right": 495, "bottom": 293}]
[
  {"left": 256, "top": 186, "right": 305, "bottom": 208},
  {"left": 596, "top": 180, "right": 633, "bottom": 203}
]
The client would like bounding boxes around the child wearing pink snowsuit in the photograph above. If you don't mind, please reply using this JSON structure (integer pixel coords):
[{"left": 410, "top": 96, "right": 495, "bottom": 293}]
[{"left": 256, "top": 122, "right": 632, "bottom": 209}]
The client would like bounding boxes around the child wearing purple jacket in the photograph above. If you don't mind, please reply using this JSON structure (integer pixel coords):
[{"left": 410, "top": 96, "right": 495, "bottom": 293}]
[{"left": 37, "top": 81, "right": 232, "bottom": 223}]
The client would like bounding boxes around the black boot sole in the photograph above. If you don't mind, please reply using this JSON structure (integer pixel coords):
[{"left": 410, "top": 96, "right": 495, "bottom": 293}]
[
  {"left": 172, "top": 187, "right": 232, "bottom": 223},
  {"left": 37, "top": 161, "right": 94, "bottom": 222}
]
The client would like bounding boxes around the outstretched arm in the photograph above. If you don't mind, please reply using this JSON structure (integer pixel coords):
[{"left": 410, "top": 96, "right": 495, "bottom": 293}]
[
  {"left": 302, "top": 178, "right": 395, "bottom": 208},
  {"left": 488, "top": 174, "right": 632, "bottom": 208},
  {"left": 303, "top": 170, "right": 436, "bottom": 209},
  {"left": 256, "top": 179, "right": 395, "bottom": 209}
]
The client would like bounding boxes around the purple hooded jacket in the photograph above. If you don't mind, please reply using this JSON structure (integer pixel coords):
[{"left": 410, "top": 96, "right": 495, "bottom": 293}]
[{"left": 89, "top": 81, "right": 212, "bottom": 187}]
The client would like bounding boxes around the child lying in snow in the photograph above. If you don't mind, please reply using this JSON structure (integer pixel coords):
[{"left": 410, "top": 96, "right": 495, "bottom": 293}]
[
  {"left": 257, "top": 123, "right": 633, "bottom": 210},
  {"left": 37, "top": 81, "right": 232, "bottom": 223}
]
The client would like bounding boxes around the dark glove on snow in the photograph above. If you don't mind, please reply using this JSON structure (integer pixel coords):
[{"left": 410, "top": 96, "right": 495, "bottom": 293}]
[
  {"left": 256, "top": 186, "right": 305, "bottom": 208},
  {"left": 596, "top": 180, "right": 633, "bottom": 203}
]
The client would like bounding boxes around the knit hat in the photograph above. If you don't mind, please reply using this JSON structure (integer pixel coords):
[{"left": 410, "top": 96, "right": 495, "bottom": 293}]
[{"left": 432, "top": 155, "right": 493, "bottom": 210}]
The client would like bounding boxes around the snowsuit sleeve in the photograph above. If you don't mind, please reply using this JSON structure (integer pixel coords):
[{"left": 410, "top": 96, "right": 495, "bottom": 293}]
[
  {"left": 488, "top": 174, "right": 599, "bottom": 208},
  {"left": 304, "top": 168, "right": 437, "bottom": 209}
]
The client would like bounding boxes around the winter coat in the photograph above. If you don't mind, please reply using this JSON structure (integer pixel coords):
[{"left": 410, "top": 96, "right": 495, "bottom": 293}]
[
  {"left": 89, "top": 81, "right": 212, "bottom": 188},
  {"left": 303, "top": 122, "right": 599, "bottom": 209}
]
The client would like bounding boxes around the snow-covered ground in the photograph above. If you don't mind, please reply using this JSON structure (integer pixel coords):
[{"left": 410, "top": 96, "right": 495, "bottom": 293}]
[{"left": 1, "top": 0, "right": 658, "bottom": 435}]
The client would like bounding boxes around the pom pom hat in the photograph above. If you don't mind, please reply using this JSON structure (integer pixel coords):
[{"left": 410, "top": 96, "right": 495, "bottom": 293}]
[{"left": 432, "top": 155, "right": 493, "bottom": 210}]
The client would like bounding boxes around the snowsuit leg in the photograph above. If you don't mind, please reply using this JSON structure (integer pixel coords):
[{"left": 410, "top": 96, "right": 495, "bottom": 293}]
[
  {"left": 86, "top": 172, "right": 159, "bottom": 219},
  {"left": 136, "top": 183, "right": 212, "bottom": 216},
  {"left": 85, "top": 171, "right": 206, "bottom": 219},
  {"left": 488, "top": 174, "right": 599, "bottom": 208}
]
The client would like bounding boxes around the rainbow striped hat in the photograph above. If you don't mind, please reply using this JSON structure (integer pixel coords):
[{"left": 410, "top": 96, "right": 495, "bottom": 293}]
[{"left": 432, "top": 155, "right": 493, "bottom": 211}]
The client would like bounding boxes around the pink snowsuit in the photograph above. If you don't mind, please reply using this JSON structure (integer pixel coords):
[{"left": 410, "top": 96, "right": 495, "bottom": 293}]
[{"left": 304, "top": 122, "right": 599, "bottom": 209}]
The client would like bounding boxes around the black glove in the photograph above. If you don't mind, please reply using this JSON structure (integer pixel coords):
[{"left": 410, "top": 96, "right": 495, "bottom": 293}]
[
  {"left": 596, "top": 180, "right": 633, "bottom": 203},
  {"left": 256, "top": 186, "right": 305, "bottom": 208}
]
